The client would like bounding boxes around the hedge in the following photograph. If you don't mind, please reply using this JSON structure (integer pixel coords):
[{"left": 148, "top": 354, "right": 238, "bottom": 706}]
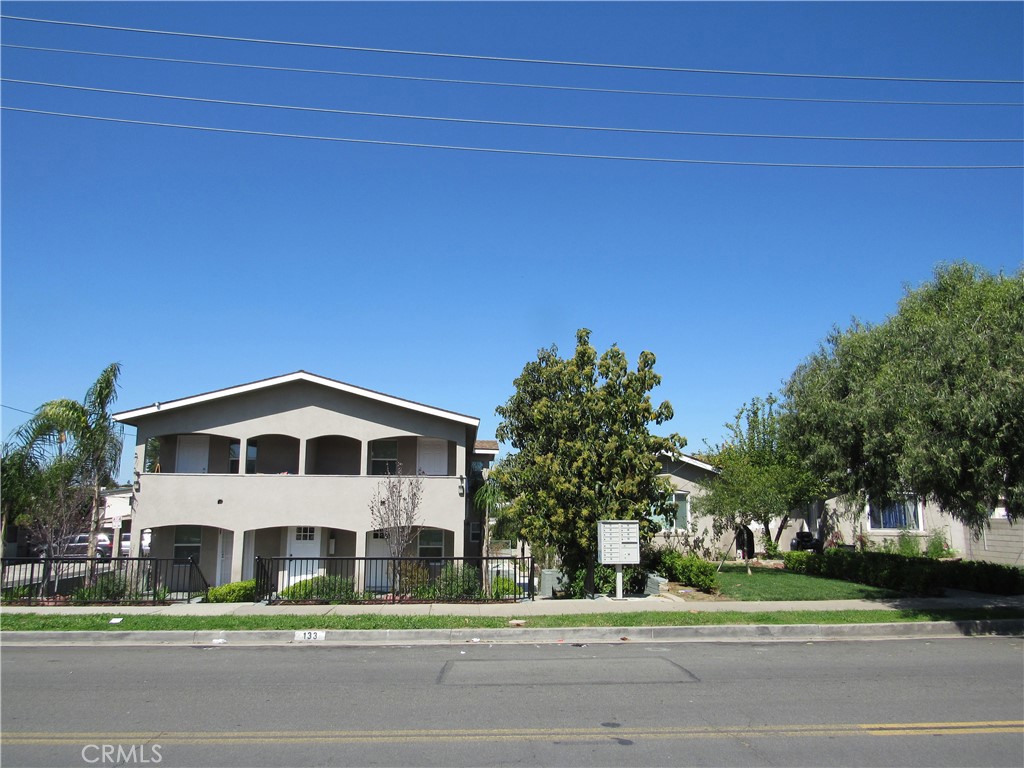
[{"left": 783, "top": 549, "right": 1023, "bottom": 596}]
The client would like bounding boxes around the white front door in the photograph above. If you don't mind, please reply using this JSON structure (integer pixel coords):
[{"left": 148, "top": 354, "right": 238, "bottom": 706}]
[
  {"left": 365, "top": 534, "right": 393, "bottom": 592},
  {"left": 417, "top": 437, "right": 448, "bottom": 476},
  {"left": 284, "top": 526, "right": 322, "bottom": 587},
  {"left": 176, "top": 435, "right": 209, "bottom": 473},
  {"left": 217, "top": 531, "right": 233, "bottom": 586}
]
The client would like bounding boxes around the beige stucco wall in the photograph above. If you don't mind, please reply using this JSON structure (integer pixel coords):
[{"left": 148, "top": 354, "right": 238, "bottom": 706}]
[{"left": 121, "top": 378, "right": 478, "bottom": 582}]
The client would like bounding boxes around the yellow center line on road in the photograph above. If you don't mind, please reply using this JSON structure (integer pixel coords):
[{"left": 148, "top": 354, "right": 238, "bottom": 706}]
[{"left": 2, "top": 721, "right": 1021, "bottom": 746}]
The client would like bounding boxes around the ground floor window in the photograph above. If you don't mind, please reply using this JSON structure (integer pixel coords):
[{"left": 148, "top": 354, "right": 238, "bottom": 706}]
[
  {"left": 174, "top": 526, "right": 202, "bottom": 562},
  {"left": 868, "top": 499, "right": 920, "bottom": 530},
  {"left": 418, "top": 529, "right": 444, "bottom": 558},
  {"left": 295, "top": 526, "right": 315, "bottom": 541}
]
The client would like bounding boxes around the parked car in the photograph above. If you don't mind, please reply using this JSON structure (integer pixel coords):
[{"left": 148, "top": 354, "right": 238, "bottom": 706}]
[
  {"left": 59, "top": 533, "right": 113, "bottom": 558},
  {"left": 119, "top": 530, "right": 151, "bottom": 557}
]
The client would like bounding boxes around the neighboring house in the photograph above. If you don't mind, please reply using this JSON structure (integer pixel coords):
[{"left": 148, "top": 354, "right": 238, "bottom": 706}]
[
  {"left": 806, "top": 497, "right": 1022, "bottom": 566},
  {"left": 654, "top": 453, "right": 730, "bottom": 555},
  {"left": 113, "top": 371, "right": 496, "bottom": 586}
]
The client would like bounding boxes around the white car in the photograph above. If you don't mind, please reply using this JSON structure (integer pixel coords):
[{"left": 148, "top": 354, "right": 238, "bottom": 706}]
[{"left": 119, "top": 530, "right": 152, "bottom": 557}]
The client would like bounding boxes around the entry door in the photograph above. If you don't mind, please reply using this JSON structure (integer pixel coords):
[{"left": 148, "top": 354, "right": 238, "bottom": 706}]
[
  {"left": 285, "top": 526, "right": 321, "bottom": 587},
  {"left": 176, "top": 435, "right": 210, "bottom": 473},
  {"left": 417, "top": 438, "right": 448, "bottom": 476},
  {"left": 365, "top": 534, "right": 393, "bottom": 593}
]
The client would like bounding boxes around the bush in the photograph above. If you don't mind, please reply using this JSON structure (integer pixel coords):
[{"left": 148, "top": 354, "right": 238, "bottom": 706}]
[
  {"left": 72, "top": 573, "right": 131, "bottom": 603},
  {"left": 796, "top": 549, "right": 1024, "bottom": 596},
  {"left": 783, "top": 550, "right": 812, "bottom": 573},
  {"left": 434, "top": 563, "right": 482, "bottom": 600},
  {"left": 490, "top": 575, "right": 518, "bottom": 599},
  {"left": 206, "top": 579, "right": 257, "bottom": 603},
  {"left": 924, "top": 530, "right": 955, "bottom": 559},
  {"left": 279, "top": 575, "right": 356, "bottom": 602},
  {"left": 564, "top": 564, "right": 649, "bottom": 598},
  {"left": 760, "top": 535, "right": 782, "bottom": 560},
  {"left": 658, "top": 549, "right": 718, "bottom": 593},
  {"left": 397, "top": 561, "right": 435, "bottom": 600}
]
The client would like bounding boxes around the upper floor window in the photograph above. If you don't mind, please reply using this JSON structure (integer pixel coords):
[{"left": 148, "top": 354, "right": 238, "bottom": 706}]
[
  {"left": 371, "top": 440, "right": 398, "bottom": 475},
  {"left": 868, "top": 498, "right": 920, "bottom": 530}
]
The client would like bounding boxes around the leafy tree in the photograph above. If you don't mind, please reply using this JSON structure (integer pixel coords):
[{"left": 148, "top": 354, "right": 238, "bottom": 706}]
[
  {"left": 693, "top": 395, "right": 824, "bottom": 559},
  {"left": 1, "top": 441, "right": 91, "bottom": 567},
  {"left": 13, "top": 363, "right": 125, "bottom": 558},
  {"left": 783, "top": 263, "right": 1023, "bottom": 530},
  {"left": 494, "top": 329, "right": 685, "bottom": 582}
]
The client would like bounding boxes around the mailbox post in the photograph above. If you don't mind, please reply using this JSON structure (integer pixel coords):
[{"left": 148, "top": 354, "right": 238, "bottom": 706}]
[{"left": 597, "top": 520, "right": 640, "bottom": 599}]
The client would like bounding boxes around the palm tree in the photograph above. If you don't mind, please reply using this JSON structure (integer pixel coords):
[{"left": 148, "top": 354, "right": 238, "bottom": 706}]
[{"left": 17, "top": 363, "right": 124, "bottom": 558}]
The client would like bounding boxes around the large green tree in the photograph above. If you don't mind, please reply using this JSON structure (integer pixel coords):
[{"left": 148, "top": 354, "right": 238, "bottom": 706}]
[
  {"left": 783, "top": 263, "right": 1023, "bottom": 530},
  {"left": 693, "top": 395, "right": 825, "bottom": 554},
  {"left": 14, "top": 363, "right": 125, "bottom": 557},
  {"left": 494, "top": 329, "right": 685, "bottom": 578}
]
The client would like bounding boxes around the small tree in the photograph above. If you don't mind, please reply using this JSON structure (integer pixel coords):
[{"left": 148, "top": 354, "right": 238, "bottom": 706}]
[
  {"left": 693, "top": 395, "right": 824, "bottom": 569},
  {"left": 368, "top": 462, "right": 424, "bottom": 561}
]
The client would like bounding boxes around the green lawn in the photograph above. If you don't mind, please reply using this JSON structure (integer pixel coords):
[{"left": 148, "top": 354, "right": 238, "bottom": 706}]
[
  {"left": 2, "top": 608, "right": 1021, "bottom": 633},
  {"left": 714, "top": 564, "right": 901, "bottom": 601}
]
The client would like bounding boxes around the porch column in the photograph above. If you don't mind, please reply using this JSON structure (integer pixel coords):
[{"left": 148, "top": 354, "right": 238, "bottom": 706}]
[
  {"left": 230, "top": 527, "right": 246, "bottom": 582},
  {"left": 297, "top": 438, "right": 308, "bottom": 476},
  {"left": 359, "top": 440, "right": 368, "bottom": 475}
]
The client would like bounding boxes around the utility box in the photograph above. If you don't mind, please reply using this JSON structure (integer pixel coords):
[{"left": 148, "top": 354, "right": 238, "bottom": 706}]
[{"left": 597, "top": 520, "right": 640, "bottom": 565}]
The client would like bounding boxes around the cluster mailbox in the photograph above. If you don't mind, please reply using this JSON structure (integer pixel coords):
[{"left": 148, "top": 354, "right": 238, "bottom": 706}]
[{"left": 597, "top": 520, "right": 641, "bottom": 565}]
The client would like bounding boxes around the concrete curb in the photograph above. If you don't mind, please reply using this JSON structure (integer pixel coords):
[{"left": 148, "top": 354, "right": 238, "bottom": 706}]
[{"left": 3, "top": 619, "right": 1021, "bottom": 647}]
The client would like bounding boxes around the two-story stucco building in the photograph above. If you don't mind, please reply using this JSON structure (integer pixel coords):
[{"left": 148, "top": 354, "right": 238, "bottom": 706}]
[{"left": 114, "top": 371, "right": 496, "bottom": 586}]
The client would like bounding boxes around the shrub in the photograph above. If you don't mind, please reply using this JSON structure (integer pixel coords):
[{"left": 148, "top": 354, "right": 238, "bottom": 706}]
[
  {"left": 795, "top": 549, "right": 1023, "bottom": 596},
  {"left": 72, "top": 573, "right": 131, "bottom": 604},
  {"left": 658, "top": 549, "right": 718, "bottom": 593},
  {"left": 434, "top": 563, "right": 482, "bottom": 600},
  {"left": 564, "top": 564, "right": 648, "bottom": 598},
  {"left": 783, "top": 551, "right": 812, "bottom": 573},
  {"left": 924, "top": 530, "right": 955, "bottom": 559},
  {"left": 206, "top": 579, "right": 257, "bottom": 603},
  {"left": 279, "top": 575, "right": 356, "bottom": 602},
  {"left": 760, "top": 535, "right": 782, "bottom": 560},
  {"left": 490, "top": 575, "right": 518, "bottom": 599},
  {"left": 397, "top": 562, "right": 435, "bottom": 600}
]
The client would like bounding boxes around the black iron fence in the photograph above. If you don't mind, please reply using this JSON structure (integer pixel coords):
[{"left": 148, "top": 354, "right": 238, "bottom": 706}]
[
  {"left": 254, "top": 555, "right": 535, "bottom": 603},
  {"left": 1, "top": 557, "right": 209, "bottom": 605}
]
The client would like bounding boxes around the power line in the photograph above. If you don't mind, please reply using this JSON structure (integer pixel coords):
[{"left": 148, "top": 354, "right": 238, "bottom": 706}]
[
  {"left": 5, "top": 44, "right": 1022, "bottom": 108},
  {"left": 4, "top": 106, "right": 1021, "bottom": 170},
  {"left": 1, "top": 404, "right": 37, "bottom": 416},
  {"left": 7, "top": 78, "right": 1020, "bottom": 144},
  {"left": 3, "top": 15, "right": 1022, "bottom": 84}
]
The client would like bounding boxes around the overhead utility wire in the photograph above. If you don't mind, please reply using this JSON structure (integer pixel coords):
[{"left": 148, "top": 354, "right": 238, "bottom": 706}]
[
  {"left": 3, "top": 15, "right": 1022, "bottom": 84},
  {"left": 5, "top": 45, "right": 1021, "bottom": 108},
  {"left": 7, "top": 79, "right": 1019, "bottom": 144},
  {"left": 4, "top": 107, "right": 1021, "bottom": 170}
]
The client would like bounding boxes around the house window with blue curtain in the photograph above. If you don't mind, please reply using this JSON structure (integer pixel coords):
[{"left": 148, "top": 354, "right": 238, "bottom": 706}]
[{"left": 868, "top": 498, "right": 920, "bottom": 530}]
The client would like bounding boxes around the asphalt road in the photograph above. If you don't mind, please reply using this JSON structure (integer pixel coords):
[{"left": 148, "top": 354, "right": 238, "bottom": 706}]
[{"left": 2, "top": 637, "right": 1022, "bottom": 767}]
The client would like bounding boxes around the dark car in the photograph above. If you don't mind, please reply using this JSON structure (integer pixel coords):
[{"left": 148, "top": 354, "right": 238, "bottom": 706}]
[{"left": 48, "top": 533, "right": 113, "bottom": 558}]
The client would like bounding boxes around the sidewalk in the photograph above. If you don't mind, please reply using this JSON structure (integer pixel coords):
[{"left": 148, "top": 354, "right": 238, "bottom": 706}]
[
  {"left": 2, "top": 590, "right": 1021, "bottom": 647},
  {"left": 1, "top": 589, "right": 1021, "bottom": 616}
]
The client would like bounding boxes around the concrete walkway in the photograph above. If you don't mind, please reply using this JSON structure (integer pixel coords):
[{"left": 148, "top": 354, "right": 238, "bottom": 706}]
[{"left": 1, "top": 588, "right": 1021, "bottom": 617}]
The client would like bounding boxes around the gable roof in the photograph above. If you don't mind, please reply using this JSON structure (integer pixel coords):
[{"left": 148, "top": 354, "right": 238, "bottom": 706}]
[
  {"left": 474, "top": 440, "right": 500, "bottom": 457},
  {"left": 660, "top": 452, "right": 717, "bottom": 474},
  {"left": 113, "top": 371, "right": 480, "bottom": 427}
]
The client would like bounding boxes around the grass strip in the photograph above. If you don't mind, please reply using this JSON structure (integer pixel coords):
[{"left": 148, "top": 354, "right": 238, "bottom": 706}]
[{"left": 1, "top": 608, "right": 1021, "bottom": 632}]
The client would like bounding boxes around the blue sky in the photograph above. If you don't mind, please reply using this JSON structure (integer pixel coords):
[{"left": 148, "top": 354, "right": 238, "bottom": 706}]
[{"left": 2, "top": 2, "right": 1022, "bottom": 482}]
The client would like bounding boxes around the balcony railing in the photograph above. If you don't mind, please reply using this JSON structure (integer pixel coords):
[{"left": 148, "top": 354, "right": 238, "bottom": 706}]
[
  {"left": 1, "top": 557, "right": 209, "bottom": 605},
  {"left": 254, "top": 556, "right": 535, "bottom": 603}
]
